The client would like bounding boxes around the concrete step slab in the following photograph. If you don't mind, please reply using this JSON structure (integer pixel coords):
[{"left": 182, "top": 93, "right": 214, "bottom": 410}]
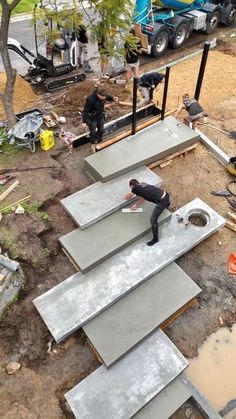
[
  {"left": 85, "top": 116, "right": 199, "bottom": 181},
  {"left": 59, "top": 203, "right": 171, "bottom": 273},
  {"left": 134, "top": 375, "right": 192, "bottom": 419},
  {"left": 83, "top": 263, "right": 201, "bottom": 366},
  {"left": 65, "top": 329, "right": 188, "bottom": 419},
  {"left": 61, "top": 167, "right": 162, "bottom": 229},
  {"left": 34, "top": 198, "right": 225, "bottom": 343}
]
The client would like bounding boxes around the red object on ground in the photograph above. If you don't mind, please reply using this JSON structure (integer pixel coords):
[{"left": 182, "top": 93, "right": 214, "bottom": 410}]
[{"left": 228, "top": 253, "right": 236, "bottom": 274}]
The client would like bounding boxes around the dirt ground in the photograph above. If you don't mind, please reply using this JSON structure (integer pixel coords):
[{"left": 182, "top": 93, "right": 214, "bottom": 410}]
[{"left": 0, "top": 29, "right": 236, "bottom": 418}]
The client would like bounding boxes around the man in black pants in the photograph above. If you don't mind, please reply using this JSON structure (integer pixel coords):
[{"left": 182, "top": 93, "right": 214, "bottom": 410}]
[
  {"left": 82, "top": 88, "right": 118, "bottom": 153},
  {"left": 123, "top": 179, "right": 170, "bottom": 246}
]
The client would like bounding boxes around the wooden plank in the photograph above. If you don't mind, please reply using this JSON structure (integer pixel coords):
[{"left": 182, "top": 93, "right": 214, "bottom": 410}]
[
  {"left": 0, "top": 273, "right": 6, "bottom": 283},
  {"left": 148, "top": 143, "right": 198, "bottom": 169},
  {"left": 0, "top": 195, "right": 31, "bottom": 213},
  {"left": 226, "top": 221, "right": 236, "bottom": 232},
  {"left": 228, "top": 212, "right": 236, "bottom": 223},
  {"left": 160, "top": 299, "right": 198, "bottom": 330},
  {"left": 160, "top": 160, "right": 173, "bottom": 168},
  {"left": 118, "top": 101, "right": 133, "bottom": 107},
  {"left": 0, "top": 180, "right": 19, "bottom": 203},
  {"left": 62, "top": 248, "right": 80, "bottom": 272}
]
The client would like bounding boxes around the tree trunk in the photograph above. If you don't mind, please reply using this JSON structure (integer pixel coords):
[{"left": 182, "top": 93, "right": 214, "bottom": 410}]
[{"left": 0, "top": 0, "right": 21, "bottom": 127}]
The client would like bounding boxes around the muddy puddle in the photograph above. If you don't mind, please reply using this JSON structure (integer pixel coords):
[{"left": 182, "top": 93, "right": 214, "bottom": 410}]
[{"left": 186, "top": 323, "right": 236, "bottom": 415}]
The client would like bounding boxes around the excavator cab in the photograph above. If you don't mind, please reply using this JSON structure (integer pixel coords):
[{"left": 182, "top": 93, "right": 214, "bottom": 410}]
[{"left": 33, "top": 2, "right": 78, "bottom": 77}]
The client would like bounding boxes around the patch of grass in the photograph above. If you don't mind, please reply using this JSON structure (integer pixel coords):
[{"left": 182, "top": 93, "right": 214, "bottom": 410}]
[
  {"left": 0, "top": 229, "right": 18, "bottom": 259},
  {"left": 0, "top": 135, "right": 25, "bottom": 166},
  {"left": 0, "top": 204, "right": 12, "bottom": 214},
  {"left": 22, "top": 202, "right": 50, "bottom": 220},
  {"left": 0, "top": 0, "right": 36, "bottom": 15}
]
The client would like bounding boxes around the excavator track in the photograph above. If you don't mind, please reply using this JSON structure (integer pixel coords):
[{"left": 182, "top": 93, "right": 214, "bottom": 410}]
[{"left": 44, "top": 71, "right": 86, "bottom": 92}]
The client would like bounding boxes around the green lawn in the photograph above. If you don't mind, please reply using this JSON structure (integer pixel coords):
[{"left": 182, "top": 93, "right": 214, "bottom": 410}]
[
  {"left": 0, "top": 0, "right": 36, "bottom": 15},
  {"left": 13, "top": 0, "right": 36, "bottom": 14}
]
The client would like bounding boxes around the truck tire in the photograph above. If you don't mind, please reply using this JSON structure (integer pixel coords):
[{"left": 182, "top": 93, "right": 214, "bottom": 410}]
[
  {"left": 171, "top": 23, "right": 189, "bottom": 49},
  {"left": 223, "top": 5, "right": 236, "bottom": 26},
  {"left": 205, "top": 10, "right": 220, "bottom": 34},
  {"left": 151, "top": 29, "right": 169, "bottom": 58}
]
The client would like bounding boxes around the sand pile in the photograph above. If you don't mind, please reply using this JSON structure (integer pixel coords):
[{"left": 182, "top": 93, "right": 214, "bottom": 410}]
[{"left": 0, "top": 73, "right": 38, "bottom": 119}]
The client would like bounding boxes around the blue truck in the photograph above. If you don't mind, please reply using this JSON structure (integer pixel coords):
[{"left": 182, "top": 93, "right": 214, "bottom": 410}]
[{"left": 133, "top": 0, "right": 236, "bottom": 56}]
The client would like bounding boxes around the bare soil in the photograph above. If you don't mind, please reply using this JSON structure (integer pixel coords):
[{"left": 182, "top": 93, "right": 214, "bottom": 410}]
[
  {"left": 0, "top": 31, "right": 236, "bottom": 419},
  {"left": 0, "top": 74, "right": 38, "bottom": 119}
]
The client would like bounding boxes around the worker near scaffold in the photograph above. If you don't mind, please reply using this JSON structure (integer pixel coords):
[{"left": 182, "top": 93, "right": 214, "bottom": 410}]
[
  {"left": 138, "top": 71, "right": 165, "bottom": 108},
  {"left": 82, "top": 87, "right": 118, "bottom": 153},
  {"left": 123, "top": 180, "right": 170, "bottom": 246},
  {"left": 175, "top": 93, "right": 207, "bottom": 130}
]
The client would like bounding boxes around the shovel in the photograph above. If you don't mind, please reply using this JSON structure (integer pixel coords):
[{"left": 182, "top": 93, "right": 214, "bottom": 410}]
[{"left": 198, "top": 122, "right": 236, "bottom": 139}]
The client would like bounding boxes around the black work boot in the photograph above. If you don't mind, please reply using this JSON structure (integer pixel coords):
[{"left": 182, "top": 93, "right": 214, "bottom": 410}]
[{"left": 147, "top": 235, "right": 159, "bottom": 246}]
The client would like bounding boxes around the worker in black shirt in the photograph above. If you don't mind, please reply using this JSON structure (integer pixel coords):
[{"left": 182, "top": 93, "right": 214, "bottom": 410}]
[
  {"left": 76, "top": 25, "right": 93, "bottom": 73},
  {"left": 138, "top": 72, "right": 165, "bottom": 108},
  {"left": 124, "top": 37, "right": 142, "bottom": 91},
  {"left": 123, "top": 179, "right": 170, "bottom": 246},
  {"left": 82, "top": 87, "right": 118, "bottom": 153}
]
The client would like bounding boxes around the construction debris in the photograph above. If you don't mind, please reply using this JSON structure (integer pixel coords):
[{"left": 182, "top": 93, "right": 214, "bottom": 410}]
[
  {"left": 227, "top": 180, "right": 236, "bottom": 196},
  {"left": 0, "top": 175, "right": 15, "bottom": 186},
  {"left": 226, "top": 221, "right": 236, "bottom": 233},
  {"left": 43, "top": 115, "right": 57, "bottom": 128},
  {"left": 0, "top": 166, "right": 55, "bottom": 175},
  {"left": 51, "top": 111, "right": 66, "bottom": 124},
  {"left": 0, "top": 180, "right": 19, "bottom": 203},
  {"left": 15, "top": 204, "right": 25, "bottom": 214},
  {"left": 218, "top": 316, "right": 224, "bottom": 326},
  {"left": 6, "top": 362, "right": 21, "bottom": 375},
  {"left": 210, "top": 190, "right": 231, "bottom": 196},
  {"left": 228, "top": 253, "right": 236, "bottom": 274},
  {"left": 228, "top": 212, "right": 236, "bottom": 223},
  {"left": 0, "top": 195, "right": 31, "bottom": 213},
  {"left": 0, "top": 255, "right": 19, "bottom": 272},
  {"left": 148, "top": 143, "right": 197, "bottom": 170},
  {"left": 226, "top": 197, "right": 236, "bottom": 210}
]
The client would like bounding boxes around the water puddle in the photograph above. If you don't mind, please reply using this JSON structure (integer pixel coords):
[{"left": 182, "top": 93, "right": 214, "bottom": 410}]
[{"left": 187, "top": 323, "right": 236, "bottom": 415}]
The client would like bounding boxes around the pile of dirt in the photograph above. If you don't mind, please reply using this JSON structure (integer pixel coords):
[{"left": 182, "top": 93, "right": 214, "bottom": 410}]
[
  {"left": 0, "top": 73, "right": 38, "bottom": 119},
  {"left": 218, "top": 38, "right": 236, "bottom": 57},
  {"left": 52, "top": 78, "right": 133, "bottom": 136}
]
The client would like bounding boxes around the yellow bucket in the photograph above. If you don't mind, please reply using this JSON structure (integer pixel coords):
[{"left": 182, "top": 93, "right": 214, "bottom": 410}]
[{"left": 39, "top": 130, "right": 55, "bottom": 151}]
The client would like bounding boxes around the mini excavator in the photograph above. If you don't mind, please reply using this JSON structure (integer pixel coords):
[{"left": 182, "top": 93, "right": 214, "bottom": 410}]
[{"left": 7, "top": 1, "right": 86, "bottom": 91}]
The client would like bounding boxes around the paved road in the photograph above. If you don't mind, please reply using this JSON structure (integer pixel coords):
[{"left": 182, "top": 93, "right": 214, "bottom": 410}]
[{"left": 1, "top": 14, "right": 235, "bottom": 76}]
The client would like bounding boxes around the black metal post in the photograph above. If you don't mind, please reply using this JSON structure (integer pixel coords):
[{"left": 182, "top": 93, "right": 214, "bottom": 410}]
[
  {"left": 161, "top": 66, "right": 170, "bottom": 120},
  {"left": 194, "top": 41, "right": 210, "bottom": 101},
  {"left": 131, "top": 77, "right": 138, "bottom": 135}
]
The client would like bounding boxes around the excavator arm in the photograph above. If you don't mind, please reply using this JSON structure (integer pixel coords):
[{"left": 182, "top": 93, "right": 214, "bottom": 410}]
[{"left": 7, "top": 38, "right": 37, "bottom": 67}]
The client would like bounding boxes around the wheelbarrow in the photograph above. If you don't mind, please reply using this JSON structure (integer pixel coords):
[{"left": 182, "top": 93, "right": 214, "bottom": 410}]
[{"left": 8, "top": 111, "right": 43, "bottom": 152}]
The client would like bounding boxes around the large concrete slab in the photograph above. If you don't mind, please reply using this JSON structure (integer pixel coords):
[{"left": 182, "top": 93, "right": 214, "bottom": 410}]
[
  {"left": 83, "top": 263, "right": 201, "bottom": 366},
  {"left": 34, "top": 198, "right": 225, "bottom": 342},
  {"left": 85, "top": 116, "right": 200, "bottom": 181},
  {"left": 65, "top": 329, "right": 188, "bottom": 419},
  {"left": 59, "top": 203, "right": 171, "bottom": 272},
  {"left": 61, "top": 167, "right": 162, "bottom": 229},
  {"left": 134, "top": 375, "right": 192, "bottom": 419}
]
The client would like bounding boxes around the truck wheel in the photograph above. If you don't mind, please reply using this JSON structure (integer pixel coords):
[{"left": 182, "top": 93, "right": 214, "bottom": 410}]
[
  {"left": 224, "top": 5, "right": 236, "bottom": 26},
  {"left": 151, "top": 30, "right": 169, "bottom": 58},
  {"left": 205, "top": 10, "right": 220, "bottom": 34},
  {"left": 171, "top": 23, "right": 188, "bottom": 49}
]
